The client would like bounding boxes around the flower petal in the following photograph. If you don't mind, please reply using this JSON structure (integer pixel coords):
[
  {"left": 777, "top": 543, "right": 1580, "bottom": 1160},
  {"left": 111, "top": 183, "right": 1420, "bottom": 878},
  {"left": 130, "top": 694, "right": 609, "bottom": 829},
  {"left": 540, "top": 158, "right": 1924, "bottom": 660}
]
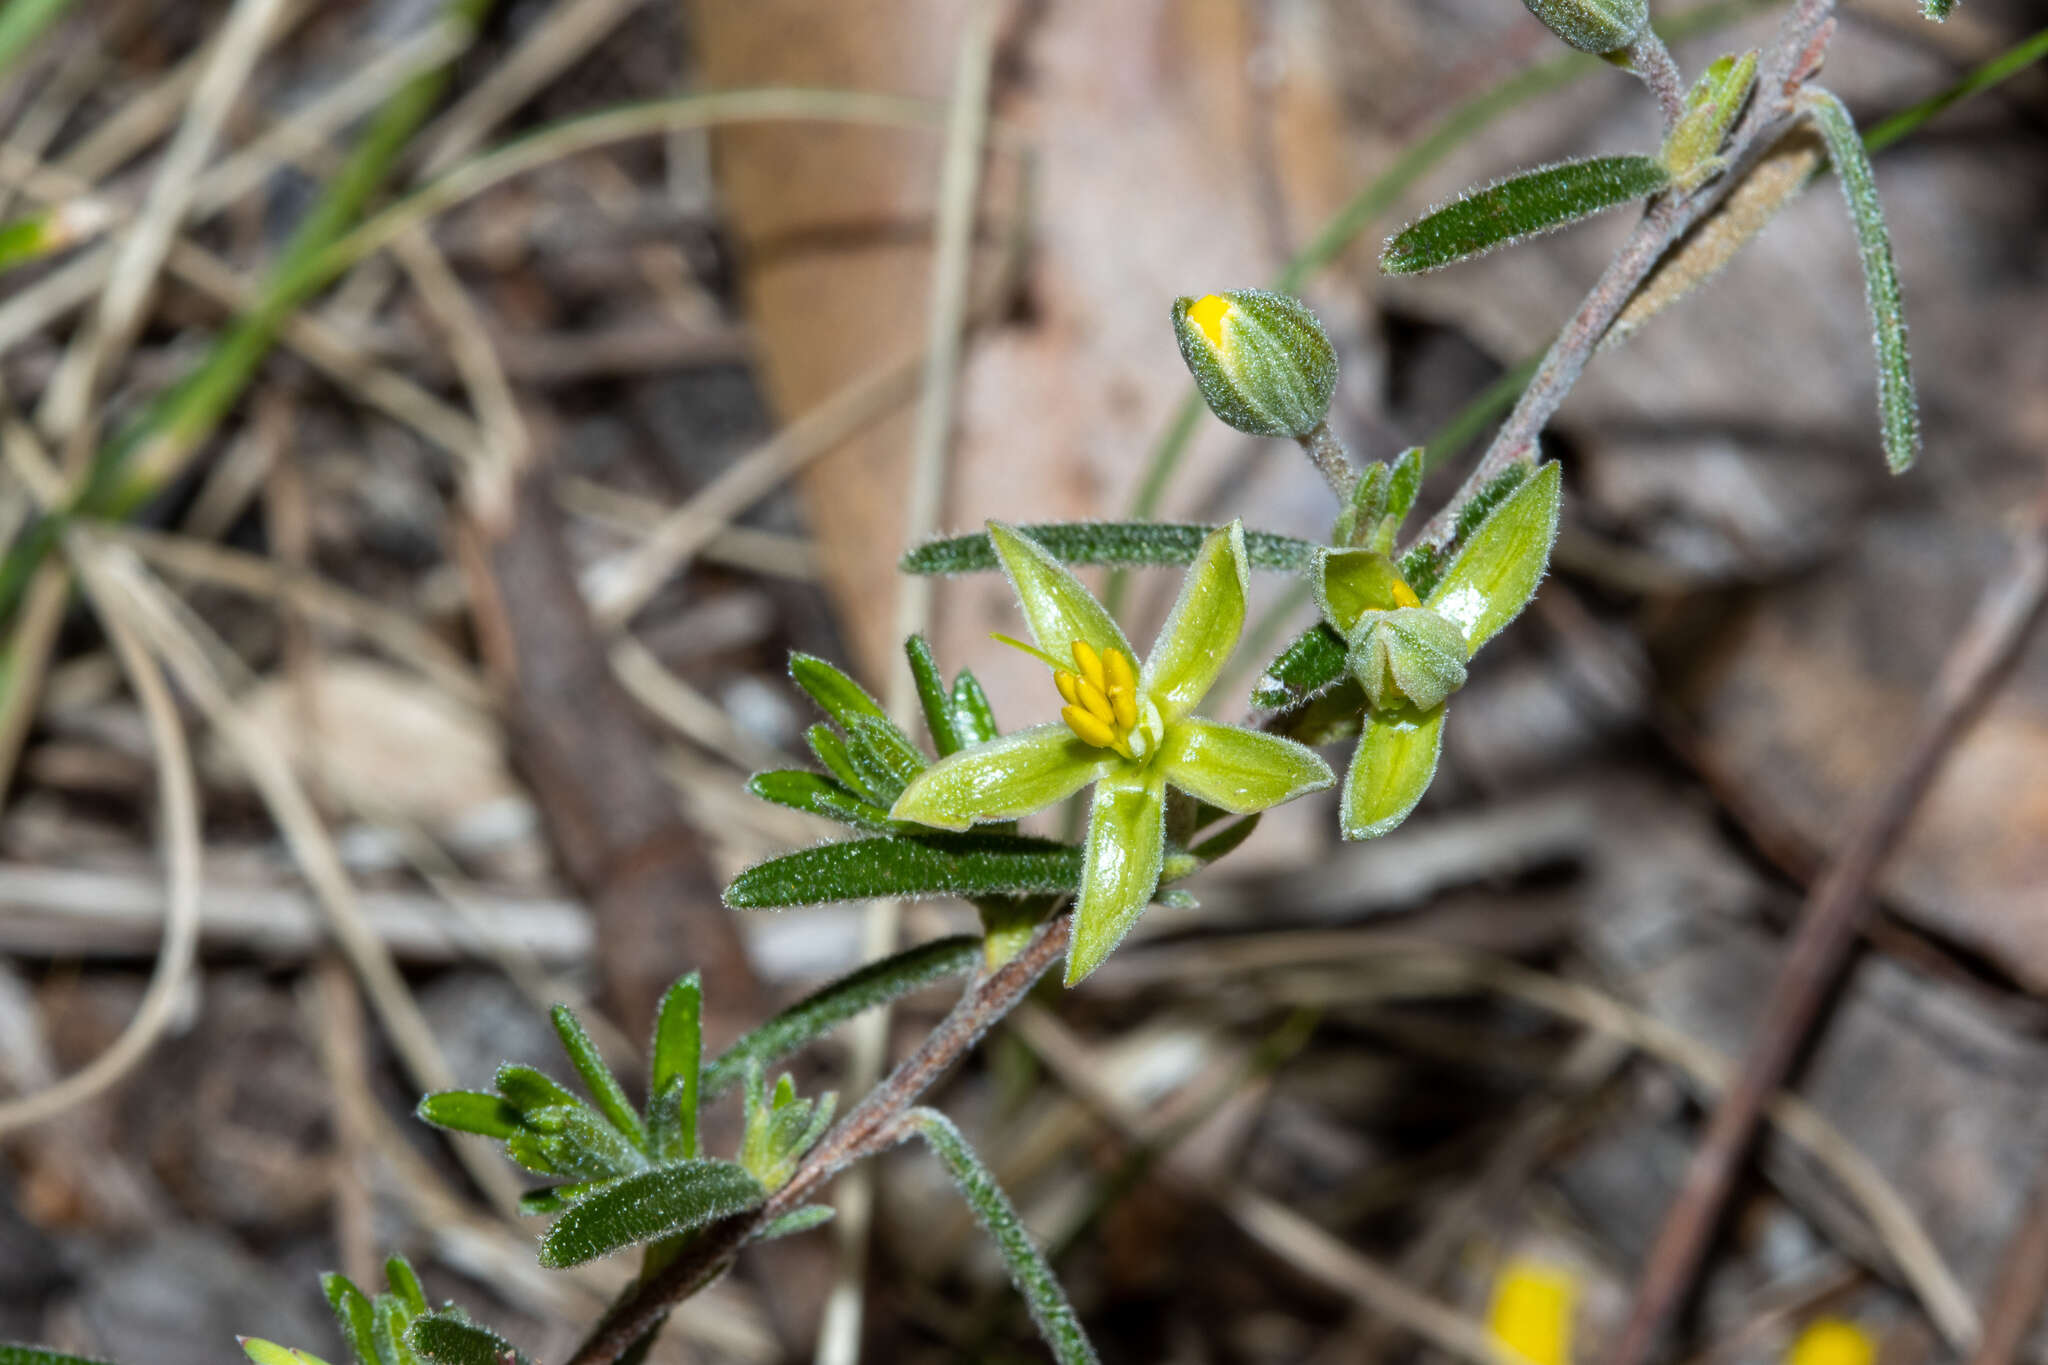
[
  {"left": 988, "top": 522, "right": 1133, "bottom": 666},
  {"left": 1156, "top": 717, "right": 1334, "bottom": 814},
  {"left": 889, "top": 724, "right": 1112, "bottom": 832},
  {"left": 1064, "top": 766, "right": 1167, "bottom": 985},
  {"left": 1341, "top": 704, "right": 1445, "bottom": 840},
  {"left": 1140, "top": 520, "right": 1248, "bottom": 722}
]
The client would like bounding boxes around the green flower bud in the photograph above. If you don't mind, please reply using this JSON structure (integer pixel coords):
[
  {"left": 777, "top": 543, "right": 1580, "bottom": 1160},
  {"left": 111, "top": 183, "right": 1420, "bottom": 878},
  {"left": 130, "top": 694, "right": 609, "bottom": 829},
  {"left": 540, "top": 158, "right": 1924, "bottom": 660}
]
[
  {"left": 1348, "top": 607, "right": 1469, "bottom": 713},
  {"left": 1520, "top": 0, "right": 1647, "bottom": 53},
  {"left": 1171, "top": 289, "right": 1337, "bottom": 439}
]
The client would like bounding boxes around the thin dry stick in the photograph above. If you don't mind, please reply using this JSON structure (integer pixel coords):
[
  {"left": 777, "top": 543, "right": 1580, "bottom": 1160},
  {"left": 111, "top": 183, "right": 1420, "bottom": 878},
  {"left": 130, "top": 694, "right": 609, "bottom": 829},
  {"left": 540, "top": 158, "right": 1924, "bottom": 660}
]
[
  {"left": 817, "top": 7, "right": 1006, "bottom": 1363},
  {"left": 1609, "top": 505, "right": 2048, "bottom": 1365},
  {"left": 0, "top": 537, "right": 202, "bottom": 1135},
  {"left": 1008, "top": 1004, "right": 1525, "bottom": 1365},
  {"left": 35, "top": 0, "right": 290, "bottom": 442},
  {"left": 1968, "top": 1157, "right": 2048, "bottom": 1365},
  {"left": 564, "top": 913, "right": 1073, "bottom": 1365}
]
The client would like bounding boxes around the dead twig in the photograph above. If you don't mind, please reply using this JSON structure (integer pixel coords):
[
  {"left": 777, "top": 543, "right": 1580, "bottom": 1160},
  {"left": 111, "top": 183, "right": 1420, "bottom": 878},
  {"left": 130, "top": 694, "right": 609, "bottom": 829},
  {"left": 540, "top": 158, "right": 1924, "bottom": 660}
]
[
  {"left": 1968, "top": 1155, "right": 2048, "bottom": 1365},
  {"left": 1610, "top": 497, "right": 2048, "bottom": 1365}
]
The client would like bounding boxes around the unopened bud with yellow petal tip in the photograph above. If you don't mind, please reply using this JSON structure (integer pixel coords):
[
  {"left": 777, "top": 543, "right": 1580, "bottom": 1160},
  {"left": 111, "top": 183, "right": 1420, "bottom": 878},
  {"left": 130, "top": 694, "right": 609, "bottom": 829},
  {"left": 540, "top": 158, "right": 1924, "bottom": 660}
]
[{"left": 1172, "top": 288, "right": 1338, "bottom": 439}]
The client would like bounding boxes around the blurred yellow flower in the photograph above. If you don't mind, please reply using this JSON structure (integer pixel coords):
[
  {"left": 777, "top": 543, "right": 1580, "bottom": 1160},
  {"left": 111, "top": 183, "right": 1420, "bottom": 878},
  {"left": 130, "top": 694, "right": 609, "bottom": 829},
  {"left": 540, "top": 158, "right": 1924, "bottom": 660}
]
[
  {"left": 1787, "top": 1318, "right": 1878, "bottom": 1365},
  {"left": 1488, "top": 1258, "right": 1579, "bottom": 1365}
]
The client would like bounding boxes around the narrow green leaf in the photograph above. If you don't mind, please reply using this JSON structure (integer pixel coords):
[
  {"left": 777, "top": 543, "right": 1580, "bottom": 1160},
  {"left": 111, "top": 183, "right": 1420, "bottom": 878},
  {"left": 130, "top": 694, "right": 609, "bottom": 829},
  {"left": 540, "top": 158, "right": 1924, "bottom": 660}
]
[
  {"left": 806, "top": 724, "right": 879, "bottom": 803},
  {"left": 648, "top": 974, "right": 702, "bottom": 1162},
  {"left": 756, "top": 1204, "right": 837, "bottom": 1241},
  {"left": 704, "top": 935, "right": 981, "bottom": 1097},
  {"left": 1249, "top": 623, "right": 1349, "bottom": 713},
  {"left": 747, "top": 770, "right": 898, "bottom": 833},
  {"left": 788, "top": 653, "right": 890, "bottom": 730},
  {"left": 902, "top": 522, "right": 1318, "bottom": 575},
  {"left": 904, "top": 1109, "right": 1100, "bottom": 1364},
  {"left": 415, "top": 1090, "right": 524, "bottom": 1141},
  {"left": 1804, "top": 87, "right": 1919, "bottom": 473},
  {"left": 322, "top": 1274, "right": 378, "bottom": 1365},
  {"left": 843, "top": 714, "right": 927, "bottom": 803},
  {"left": 374, "top": 1293, "right": 423, "bottom": 1365},
  {"left": 1380, "top": 154, "right": 1671, "bottom": 275},
  {"left": 1399, "top": 461, "right": 1534, "bottom": 600},
  {"left": 0, "top": 1349, "right": 121, "bottom": 1365},
  {"left": 492, "top": 1064, "right": 579, "bottom": 1115},
  {"left": 550, "top": 1005, "right": 647, "bottom": 1154},
  {"left": 538, "top": 1160, "right": 764, "bottom": 1268},
  {"left": 1386, "top": 446, "right": 1425, "bottom": 525},
  {"left": 384, "top": 1256, "right": 429, "bottom": 1318},
  {"left": 238, "top": 1342, "right": 334, "bottom": 1365},
  {"left": 1425, "top": 461, "right": 1562, "bottom": 654},
  {"left": 1342, "top": 705, "right": 1446, "bottom": 840},
  {"left": 905, "top": 635, "right": 964, "bottom": 756},
  {"left": 407, "top": 1313, "right": 534, "bottom": 1365},
  {"left": 950, "top": 669, "right": 1000, "bottom": 747},
  {"left": 724, "top": 835, "right": 1083, "bottom": 910}
]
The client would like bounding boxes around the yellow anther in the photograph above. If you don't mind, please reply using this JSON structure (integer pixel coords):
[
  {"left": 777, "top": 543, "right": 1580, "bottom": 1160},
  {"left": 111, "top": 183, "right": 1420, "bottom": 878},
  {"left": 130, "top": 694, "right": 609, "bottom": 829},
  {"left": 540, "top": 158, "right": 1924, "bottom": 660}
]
[
  {"left": 1188, "top": 294, "right": 1231, "bottom": 349},
  {"left": 1076, "top": 677, "right": 1116, "bottom": 727},
  {"left": 1392, "top": 578, "right": 1422, "bottom": 609},
  {"left": 1062, "top": 705, "right": 1117, "bottom": 750},
  {"left": 1786, "top": 1320, "right": 1876, "bottom": 1365},
  {"left": 1071, "top": 640, "right": 1106, "bottom": 692},
  {"left": 1103, "top": 645, "right": 1136, "bottom": 695},
  {"left": 1054, "top": 670, "right": 1080, "bottom": 706},
  {"left": 1110, "top": 686, "right": 1138, "bottom": 731},
  {"left": 1487, "top": 1259, "right": 1577, "bottom": 1365}
]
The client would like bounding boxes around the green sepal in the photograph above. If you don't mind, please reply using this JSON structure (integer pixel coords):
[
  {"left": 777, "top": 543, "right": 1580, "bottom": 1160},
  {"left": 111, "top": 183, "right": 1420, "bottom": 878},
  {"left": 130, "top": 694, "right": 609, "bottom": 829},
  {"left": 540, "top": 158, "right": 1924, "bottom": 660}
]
[
  {"left": 1385, "top": 446, "right": 1425, "bottom": 530},
  {"left": 1066, "top": 766, "right": 1167, "bottom": 985},
  {"left": 747, "top": 770, "right": 900, "bottom": 833},
  {"left": 1314, "top": 548, "right": 1414, "bottom": 635},
  {"left": 550, "top": 1004, "right": 647, "bottom": 1154},
  {"left": 1342, "top": 704, "right": 1446, "bottom": 840},
  {"left": 648, "top": 974, "right": 702, "bottom": 1162},
  {"left": 1347, "top": 609, "right": 1470, "bottom": 711},
  {"left": 900, "top": 522, "right": 1318, "bottom": 576},
  {"left": 1424, "top": 461, "right": 1562, "bottom": 654},
  {"left": 1399, "top": 461, "right": 1533, "bottom": 600},
  {"left": 239, "top": 1343, "right": 334, "bottom": 1365},
  {"left": 1381, "top": 155, "right": 1671, "bottom": 275},
  {"left": 537, "top": 1159, "right": 765, "bottom": 1268},
  {"left": 905, "top": 635, "right": 964, "bottom": 755},
  {"left": 724, "top": 835, "right": 1083, "bottom": 910}
]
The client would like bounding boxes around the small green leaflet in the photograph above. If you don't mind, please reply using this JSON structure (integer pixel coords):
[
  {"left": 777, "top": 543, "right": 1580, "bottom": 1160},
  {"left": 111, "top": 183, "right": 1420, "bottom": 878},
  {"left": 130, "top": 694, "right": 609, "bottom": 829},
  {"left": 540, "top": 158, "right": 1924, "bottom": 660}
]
[
  {"left": 1803, "top": 88, "right": 1919, "bottom": 474},
  {"left": 901, "top": 522, "right": 1318, "bottom": 575},
  {"left": 407, "top": 1314, "right": 536, "bottom": 1365},
  {"left": 723, "top": 834, "right": 1083, "bottom": 910},
  {"left": 1381, "top": 155, "right": 1671, "bottom": 275},
  {"left": 537, "top": 1159, "right": 764, "bottom": 1267}
]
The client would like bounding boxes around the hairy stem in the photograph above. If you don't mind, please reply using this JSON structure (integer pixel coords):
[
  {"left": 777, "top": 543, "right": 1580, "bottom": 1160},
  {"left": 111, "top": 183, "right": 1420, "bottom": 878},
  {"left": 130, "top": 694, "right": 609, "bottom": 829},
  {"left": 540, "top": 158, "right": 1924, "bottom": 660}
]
[
  {"left": 1295, "top": 421, "right": 1358, "bottom": 503},
  {"left": 562, "top": 913, "right": 1073, "bottom": 1365},
  {"left": 1626, "top": 30, "right": 1690, "bottom": 128}
]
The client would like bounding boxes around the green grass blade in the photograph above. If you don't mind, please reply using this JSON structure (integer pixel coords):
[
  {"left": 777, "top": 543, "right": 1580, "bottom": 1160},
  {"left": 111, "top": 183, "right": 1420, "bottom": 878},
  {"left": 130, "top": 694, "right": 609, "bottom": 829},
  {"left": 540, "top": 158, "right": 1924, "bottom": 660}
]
[{"left": 1804, "top": 88, "right": 1918, "bottom": 474}]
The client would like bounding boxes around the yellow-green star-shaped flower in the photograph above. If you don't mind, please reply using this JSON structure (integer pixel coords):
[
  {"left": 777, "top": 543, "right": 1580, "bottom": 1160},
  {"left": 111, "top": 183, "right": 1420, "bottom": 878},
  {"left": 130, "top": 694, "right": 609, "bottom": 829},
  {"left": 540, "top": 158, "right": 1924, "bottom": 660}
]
[{"left": 890, "top": 520, "right": 1334, "bottom": 984}]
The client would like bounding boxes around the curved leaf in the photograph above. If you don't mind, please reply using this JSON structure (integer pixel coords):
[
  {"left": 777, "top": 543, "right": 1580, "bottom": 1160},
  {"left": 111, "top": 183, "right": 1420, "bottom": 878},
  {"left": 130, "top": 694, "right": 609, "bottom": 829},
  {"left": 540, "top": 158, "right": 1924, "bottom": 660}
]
[
  {"left": 550, "top": 1004, "right": 646, "bottom": 1154},
  {"left": 538, "top": 1160, "right": 764, "bottom": 1268},
  {"left": 903, "top": 1110, "right": 1100, "bottom": 1364},
  {"left": 905, "top": 634, "right": 963, "bottom": 755},
  {"left": 902, "top": 522, "right": 1319, "bottom": 575},
  {"left": 1804, "top": 87, "right": 1919, "bottom": 473},
  {"left": 704, "top": 936, "right": 982, "bottom": 1097},
  {"left": 1425, "top": 461, "right": 1562, "bottom": 654},
  {"left": 415, "top": 1090, "right": 523, "bottom": 1141},
  {"left": 725, "top": 834, "right": 1083, "bottom": 910},
  {"left": 648, "top": 974, "right": 702, "bottom": 1162},
  {"left": 1381, "top": 155, "right": 1671, "bottom": 275},
  {"left": 1341, "top": 705, "right": 1446, "bottom": 840}
]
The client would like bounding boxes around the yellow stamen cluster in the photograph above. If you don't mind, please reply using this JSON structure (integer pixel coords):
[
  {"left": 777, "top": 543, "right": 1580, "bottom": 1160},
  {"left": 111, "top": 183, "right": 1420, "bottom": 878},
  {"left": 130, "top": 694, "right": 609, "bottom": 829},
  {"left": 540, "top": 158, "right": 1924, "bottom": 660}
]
[
  {"left": 1056, "top": 641, "right": 1144, "bottom": 759},
  {"left": 1187, "top": 294, "right": 1232, "bottom": 349}
]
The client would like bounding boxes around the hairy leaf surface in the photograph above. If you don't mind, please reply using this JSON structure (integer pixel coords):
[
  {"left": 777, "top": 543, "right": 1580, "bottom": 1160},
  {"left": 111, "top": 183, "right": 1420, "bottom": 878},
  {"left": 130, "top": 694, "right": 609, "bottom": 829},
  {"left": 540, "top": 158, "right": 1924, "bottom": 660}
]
[
  {"left": 1381, "top": 155, "right": 1670, "bottom": 275},
  {"left": 901, "top": 522, "right": 1318, "bottom": 575},
  {"left": 724, "top": 835, "right": 1082, "bottom": 909},
  {"left": 538, "top": 1160, "right": 764, "bottom": 1268}
]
